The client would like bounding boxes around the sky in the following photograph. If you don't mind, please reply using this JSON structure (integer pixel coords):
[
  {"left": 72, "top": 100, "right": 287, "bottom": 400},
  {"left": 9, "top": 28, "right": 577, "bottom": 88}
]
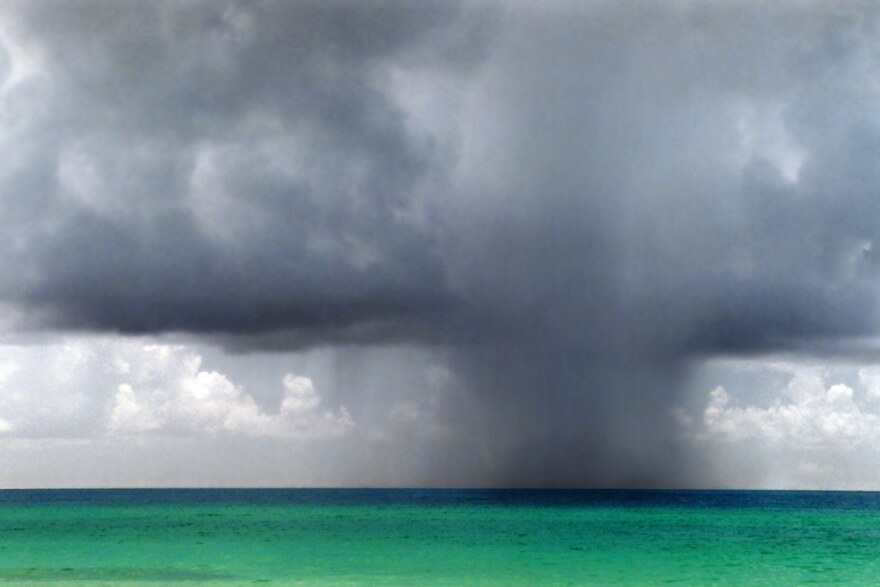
[{"left": 1, "top": 1, "right": 880, "bottom": 488}]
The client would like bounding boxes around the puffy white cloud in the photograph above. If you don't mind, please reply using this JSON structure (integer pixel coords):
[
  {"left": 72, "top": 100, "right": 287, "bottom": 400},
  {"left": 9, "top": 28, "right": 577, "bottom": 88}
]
[
  {"left": 827, "top": 383, "right": 854, "bottom": 403},
  {"left": 0, "top": 337, "right": 353, "bottom": 440},
  {"left": 697, "top": 374, "right": 873, "bottom": 449},
  {"left": 682, "top": 357, "right": 880, "bottom": 487},
  {"left": 108, "top": 384, "right": 162, "bottom": 434},
  {"left": 858, "top": 366, "right": 880, "bottom": 399},
  {"left": 0, "top": 337, "right": 489, "bottom": 487},
  {"left": 108, "top": 346, "right": 355, "bottom": 438},
  {"left": 0, "top": 360, "right": 19, "bottom": 383}
]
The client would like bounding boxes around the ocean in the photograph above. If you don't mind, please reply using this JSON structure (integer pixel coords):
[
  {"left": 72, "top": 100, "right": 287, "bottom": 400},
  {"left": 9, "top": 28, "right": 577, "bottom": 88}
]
[{"left": 0, "top": 488, "right": 877, "bottom": 585}]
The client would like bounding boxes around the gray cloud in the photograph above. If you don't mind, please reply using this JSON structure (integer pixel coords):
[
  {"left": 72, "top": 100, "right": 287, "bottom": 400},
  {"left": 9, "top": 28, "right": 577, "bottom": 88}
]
[
  {"left": 0, "top": 0, "right": 478, "bottom": 337},
  {"left": 2, "top": 1, "right": 880, "bottom": 486}
]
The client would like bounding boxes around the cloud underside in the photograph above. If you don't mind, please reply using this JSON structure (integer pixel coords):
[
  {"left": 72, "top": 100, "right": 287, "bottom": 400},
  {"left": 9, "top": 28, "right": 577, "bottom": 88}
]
[
  {"left": 0, "top": 0, "right": 467, "bottom": 339},
  {"left": 0, "top": 2, "right": 876, "bottom": 350},
  {"left": 2, "top": 2, "right": 880, "bottom": 486}
]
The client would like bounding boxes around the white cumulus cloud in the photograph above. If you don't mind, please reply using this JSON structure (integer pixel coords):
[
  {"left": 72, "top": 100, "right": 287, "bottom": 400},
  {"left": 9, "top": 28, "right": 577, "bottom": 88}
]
[
  {"left": 699, "top": 375, "right": 873, "bottom": 449},
  {"left": 681, "top": 357, "right": 880, "bottom": 488},
  {"left": 0, "top": 337, "right": 353, "bottom": 440},
  {"left": 107, "top": 346, "right": 354, "bottom": 438}
]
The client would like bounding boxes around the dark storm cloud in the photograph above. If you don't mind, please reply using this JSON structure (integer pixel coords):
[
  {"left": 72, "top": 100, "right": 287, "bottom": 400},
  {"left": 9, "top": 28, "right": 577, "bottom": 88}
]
[
  {"left": 0, "top": 0, "right": 481, "bottom": 337},
  {"left": 3, "top": 1, "right": 880, "bottom": 485}
]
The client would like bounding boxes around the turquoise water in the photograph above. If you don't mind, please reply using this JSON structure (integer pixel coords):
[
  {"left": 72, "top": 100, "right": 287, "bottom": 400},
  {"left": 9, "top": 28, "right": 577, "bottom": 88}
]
[{"left": 1, "top": 489, "right": 879, "bottom": 585}]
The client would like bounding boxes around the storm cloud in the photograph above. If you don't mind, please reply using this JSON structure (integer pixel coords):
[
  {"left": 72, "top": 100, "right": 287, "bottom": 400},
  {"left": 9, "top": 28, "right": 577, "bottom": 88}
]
[
  {"left": 0, "top": 0, "right": 481, "bottom": 337},
  {"left": 2, "top": 1, "right": 880, "bottom": 486}
]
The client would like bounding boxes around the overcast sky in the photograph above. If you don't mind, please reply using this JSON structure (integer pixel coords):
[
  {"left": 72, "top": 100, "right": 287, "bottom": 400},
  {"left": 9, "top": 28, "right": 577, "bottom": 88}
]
[{"left": 2, "top": 1, "right": 880, "bottom": 488}]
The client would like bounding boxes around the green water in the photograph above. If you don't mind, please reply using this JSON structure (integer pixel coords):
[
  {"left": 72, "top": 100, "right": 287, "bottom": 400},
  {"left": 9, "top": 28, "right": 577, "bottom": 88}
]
[{"left": 0, "top": 489, "right": 878, "bottom": 585}]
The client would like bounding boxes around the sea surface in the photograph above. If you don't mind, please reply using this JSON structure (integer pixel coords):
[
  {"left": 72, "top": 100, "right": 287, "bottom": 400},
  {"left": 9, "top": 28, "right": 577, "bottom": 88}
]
[{"left": 0, "top": 488, "right": 878, "bottom": 585}]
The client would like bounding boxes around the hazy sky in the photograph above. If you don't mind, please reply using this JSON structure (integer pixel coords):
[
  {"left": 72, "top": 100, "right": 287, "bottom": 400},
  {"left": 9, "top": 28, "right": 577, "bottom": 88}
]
[{"left": 2, "top": 1, "right": 880, "bottom": 488}]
